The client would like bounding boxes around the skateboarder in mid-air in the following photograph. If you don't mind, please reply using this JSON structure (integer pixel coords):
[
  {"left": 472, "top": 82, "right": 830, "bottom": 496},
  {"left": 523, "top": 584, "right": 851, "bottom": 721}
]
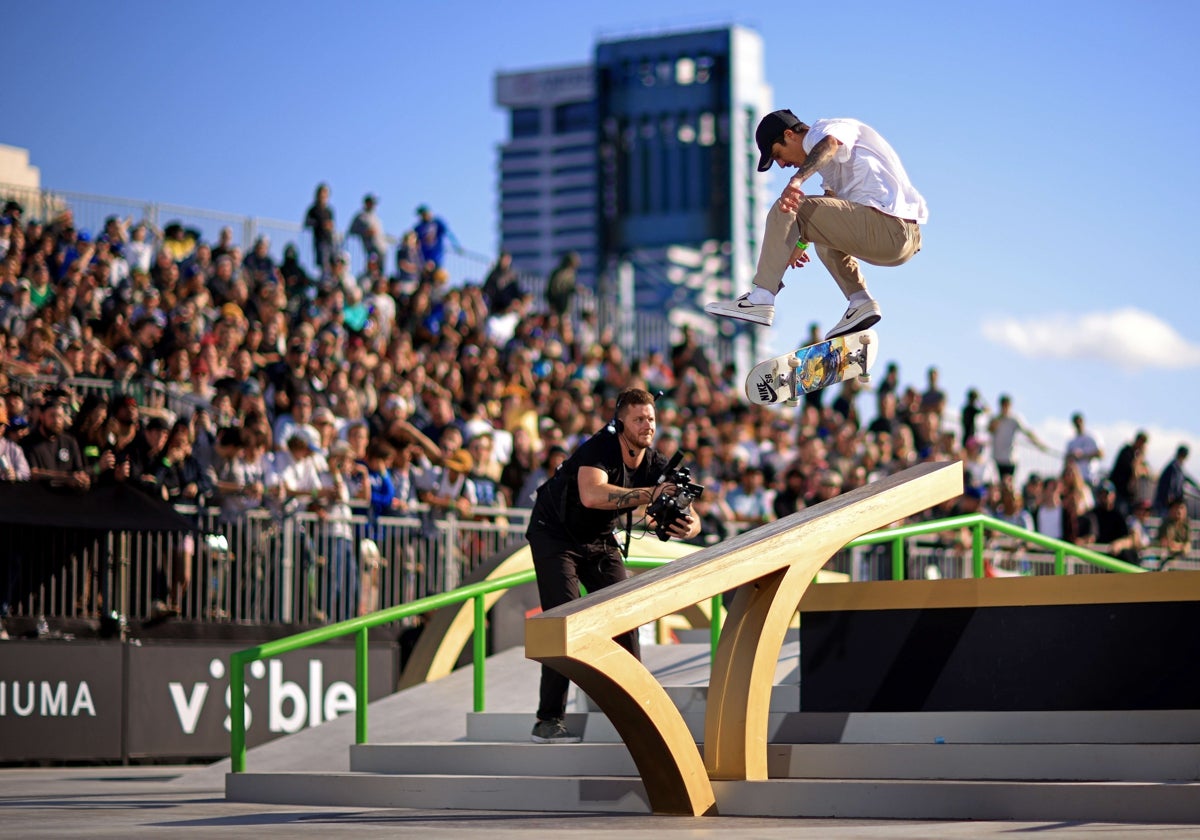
[{"left": 706, "top": 110, "right": 928, "bottom": 339}]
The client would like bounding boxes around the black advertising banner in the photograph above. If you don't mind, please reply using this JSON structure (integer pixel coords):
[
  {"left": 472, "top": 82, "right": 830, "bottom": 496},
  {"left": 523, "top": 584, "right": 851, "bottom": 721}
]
[
  {"left": 0, "top": 641, "right": 124, "bottom": 761},
  {"left": 0, "top": 640, "right": 398, "bottom": 762},
  {"left": 127, "top": 642, "right": 398, "bottom": 758}
]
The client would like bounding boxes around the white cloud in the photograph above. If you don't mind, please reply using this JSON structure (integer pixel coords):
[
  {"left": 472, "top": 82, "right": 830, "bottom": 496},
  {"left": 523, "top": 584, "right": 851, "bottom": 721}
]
[{"left": 981, "top": 308, "right": 1200, "bottom": 371}]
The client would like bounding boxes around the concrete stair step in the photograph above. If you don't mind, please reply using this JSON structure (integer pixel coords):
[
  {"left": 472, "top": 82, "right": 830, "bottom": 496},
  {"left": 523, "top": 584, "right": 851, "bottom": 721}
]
[
  {"left": 579, "top": 683, "right": 799, "bottom": 713},
  {"left": 467, "top": 708, "right": 1200, "bottom": 745},
  {"left": 226, "top": 770, "right": 652, "bottom": 814},
  {"left": 713, "top": 778, "right": 1200, "bottom": 822},
  {"left": 352, "top": 741, "right": 1200, "bottom": 782},
  {"left": 226, "top": 770, "right": 1200, "bottom": 822}
]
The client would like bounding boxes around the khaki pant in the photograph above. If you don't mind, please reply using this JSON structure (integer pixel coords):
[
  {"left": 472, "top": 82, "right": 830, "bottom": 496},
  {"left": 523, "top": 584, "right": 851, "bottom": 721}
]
[{"left": 753, "top": 197, "right": 922, "bottom": 298}]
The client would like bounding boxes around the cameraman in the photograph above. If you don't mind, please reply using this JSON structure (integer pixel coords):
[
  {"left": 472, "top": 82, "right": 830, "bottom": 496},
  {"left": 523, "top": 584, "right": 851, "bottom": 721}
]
[{"left": 526, "top": 388, "right": 700, "bottom": 744}]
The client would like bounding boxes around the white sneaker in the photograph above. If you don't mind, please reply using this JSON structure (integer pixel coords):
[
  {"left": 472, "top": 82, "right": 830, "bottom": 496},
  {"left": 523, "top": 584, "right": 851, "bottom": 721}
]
[
  {"left": 704, "top": 293, "right": 775, "bottom": 326},
  {"left": 825, "top": 299, "right": 881, "bottom": 339}
]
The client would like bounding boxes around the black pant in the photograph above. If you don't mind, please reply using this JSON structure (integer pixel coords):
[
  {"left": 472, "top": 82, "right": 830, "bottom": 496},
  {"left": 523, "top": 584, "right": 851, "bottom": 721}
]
[{"left": 527, "top": 524, "right": 639, "bottom": 721}]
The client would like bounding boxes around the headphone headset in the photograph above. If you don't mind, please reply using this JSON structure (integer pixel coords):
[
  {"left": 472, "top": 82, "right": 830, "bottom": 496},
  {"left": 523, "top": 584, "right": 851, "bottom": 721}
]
[
  {"left": 606, "top": 392, "right": 630, "bottom": 436},
  {"left": 607, "top": 389, "right": 665, "bottom": 453}
]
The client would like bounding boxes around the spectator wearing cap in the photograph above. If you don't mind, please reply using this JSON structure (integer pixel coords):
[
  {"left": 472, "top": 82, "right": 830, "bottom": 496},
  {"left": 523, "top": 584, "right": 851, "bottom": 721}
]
[
  {"left": 412, "top": 205, "right": 460, "bottom": 271},
  {"left": 0, "top": 399, "right": 30, "bottom": 481},
  {"left": 20, "top": 395, "right": 88, "bottom": 490},
  {"left": 348, "top": 194, "right": 388, "bottom": 271},
  {"left": 1089, "top": 479, "right": 1145, "bottom": 566},
  {"left": 304, "top": 183, "right": 336, "bottom": 274}
]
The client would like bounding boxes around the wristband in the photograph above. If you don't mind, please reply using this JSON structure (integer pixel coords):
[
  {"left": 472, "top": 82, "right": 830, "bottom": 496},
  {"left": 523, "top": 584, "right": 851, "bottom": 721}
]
[{"left": 795, "top": 239, "right": 808, "bottom": 251}]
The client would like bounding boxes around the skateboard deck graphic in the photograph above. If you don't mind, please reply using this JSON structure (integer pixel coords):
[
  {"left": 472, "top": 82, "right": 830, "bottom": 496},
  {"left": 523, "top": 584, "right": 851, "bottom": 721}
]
[{"left": 745, "top": 329, "right": 877, "bottom": 406}]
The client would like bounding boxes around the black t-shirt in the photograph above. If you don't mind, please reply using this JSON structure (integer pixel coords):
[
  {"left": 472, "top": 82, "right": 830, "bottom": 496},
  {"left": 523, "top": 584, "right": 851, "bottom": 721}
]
[
  {"left": 21, "top": 430, "right": 85, "bottom": 475},
  {"left": 305, "top": 204, "right": 334, "bottom": 244},
  {"left": 530, "top": 430, "right": 668, "bottom": 543}
]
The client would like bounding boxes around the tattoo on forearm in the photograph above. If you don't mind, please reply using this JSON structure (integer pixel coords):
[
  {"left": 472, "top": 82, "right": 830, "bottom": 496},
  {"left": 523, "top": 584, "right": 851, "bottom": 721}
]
[
  {"left": 796, "top": 136, "right": 838, "bottom": 183},
  {"left": 607, "top": 487, "right": 648, "bottom": 507}
]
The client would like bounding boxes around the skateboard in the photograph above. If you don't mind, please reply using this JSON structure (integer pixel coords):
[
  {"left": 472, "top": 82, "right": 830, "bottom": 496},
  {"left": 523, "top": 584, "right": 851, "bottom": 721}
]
[{"left": 745, "top": 329, "right": 877, "bottom": 406}]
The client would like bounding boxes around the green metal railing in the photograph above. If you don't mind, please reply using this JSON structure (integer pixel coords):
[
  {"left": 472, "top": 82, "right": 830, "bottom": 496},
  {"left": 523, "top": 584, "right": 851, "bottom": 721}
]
[{"left": 228, "top": 513, "right": 1141, "bottom": 772}]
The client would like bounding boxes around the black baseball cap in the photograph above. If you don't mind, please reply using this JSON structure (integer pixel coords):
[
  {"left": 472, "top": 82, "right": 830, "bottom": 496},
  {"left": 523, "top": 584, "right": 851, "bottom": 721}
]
[{"left": 755, "top": 109, "right": 810, "bottom": 172}]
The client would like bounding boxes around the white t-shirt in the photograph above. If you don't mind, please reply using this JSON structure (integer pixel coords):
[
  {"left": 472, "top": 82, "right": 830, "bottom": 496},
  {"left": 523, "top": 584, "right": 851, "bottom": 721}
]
[
  {"left": 1065, "top": 432, "right": 1104, "bottom": 484},
  {"left": 804, "top": 118, "right": 929, "bottom": 223},
  {"left": 989, "top": 414, "right": 1029, "bottom": 464}
]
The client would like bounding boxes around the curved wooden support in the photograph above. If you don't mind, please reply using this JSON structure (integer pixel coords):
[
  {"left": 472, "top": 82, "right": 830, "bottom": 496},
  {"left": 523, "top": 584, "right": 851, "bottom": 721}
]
[
  {"left": 401, "top": 537, "right": 703, "bottom": 690},
  {"left": 525, "top": 461, "right": 962, "bottom": 815}
]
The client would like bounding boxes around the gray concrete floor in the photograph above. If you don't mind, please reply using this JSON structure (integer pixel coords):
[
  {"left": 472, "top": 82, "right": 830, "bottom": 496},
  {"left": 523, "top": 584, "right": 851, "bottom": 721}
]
[
  {"left": 5, "top": 643, "right": 1198, "bottom": 837},
  {"left": 3, "top": 766, "right": 1200, "bottom": 839}
]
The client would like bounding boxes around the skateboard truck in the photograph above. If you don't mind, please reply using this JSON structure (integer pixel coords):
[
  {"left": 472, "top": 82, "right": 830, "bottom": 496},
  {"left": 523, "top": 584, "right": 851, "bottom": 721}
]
[{"left": 853, "top": 333, "right": 871, "bottom": 384}]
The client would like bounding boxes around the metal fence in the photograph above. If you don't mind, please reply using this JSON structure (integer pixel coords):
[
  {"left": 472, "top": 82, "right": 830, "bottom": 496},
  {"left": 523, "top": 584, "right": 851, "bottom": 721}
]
[
  {"left": 0, "top": 180, "right": 507, "bottom": 285},
  {"left": 8, "top": 495, "right": 1196, "bottom": 632},
  {"left": 1, "top": 503, "right": 531, "bottom": 627}
]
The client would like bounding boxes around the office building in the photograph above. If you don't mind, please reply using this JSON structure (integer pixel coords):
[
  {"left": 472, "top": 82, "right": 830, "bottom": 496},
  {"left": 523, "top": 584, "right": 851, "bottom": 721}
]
[{"left": 494, "top": 25, "right": 772, "bottom": 360}]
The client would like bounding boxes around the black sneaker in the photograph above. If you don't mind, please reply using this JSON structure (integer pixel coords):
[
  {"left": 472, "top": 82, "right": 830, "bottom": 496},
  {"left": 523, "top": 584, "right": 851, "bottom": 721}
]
[{"left": 530, "top": 717, "right": 581, "bottom": 744}]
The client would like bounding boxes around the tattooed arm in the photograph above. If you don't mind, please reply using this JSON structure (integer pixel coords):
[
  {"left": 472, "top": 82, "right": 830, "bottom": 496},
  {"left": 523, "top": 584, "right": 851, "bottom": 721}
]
[
  {"left": 787, "top": 135, "right": 841, "bottom": 191},
  {"left": 779, "top": 135, "right": 842, "bottom": 213},
  {"left": 577, "top": 465, "right": 659, "bottom": 511}
]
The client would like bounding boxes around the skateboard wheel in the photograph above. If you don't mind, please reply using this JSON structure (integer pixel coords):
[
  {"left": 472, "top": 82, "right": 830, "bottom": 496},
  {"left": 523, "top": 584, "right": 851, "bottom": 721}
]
[
  {"left": 858, "top": 373, "right": 871, "bottom": 384},
  {"left": 785, "top": 397, "right": 799, "bottom": 407},
  {"left": 860, "top": 334, "right": 871, "bottom": 346},
  {"left": 787, "top": 355, "right": 801, "bottom": 368}
]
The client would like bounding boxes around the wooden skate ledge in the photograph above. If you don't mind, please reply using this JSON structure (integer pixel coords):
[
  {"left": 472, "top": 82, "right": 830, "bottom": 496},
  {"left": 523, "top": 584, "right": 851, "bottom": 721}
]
[
  {"left": 525, "top": 460, "right": 963, "bottom": 816},
  {"left": 799, "top": 569, "right": 1200, "bottom": 612}
]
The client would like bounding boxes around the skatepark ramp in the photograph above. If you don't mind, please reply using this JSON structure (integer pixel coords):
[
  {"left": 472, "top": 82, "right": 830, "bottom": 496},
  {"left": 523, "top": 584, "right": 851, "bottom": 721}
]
[{"left": 525, "top": 460, "right": 962, "bottom": 815}]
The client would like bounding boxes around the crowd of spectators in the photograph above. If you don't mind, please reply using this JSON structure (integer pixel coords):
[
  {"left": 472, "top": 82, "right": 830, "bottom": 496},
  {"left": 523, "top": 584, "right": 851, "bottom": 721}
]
[{"left": 0, "top": 184, "right": 1197, "bottom": 622}]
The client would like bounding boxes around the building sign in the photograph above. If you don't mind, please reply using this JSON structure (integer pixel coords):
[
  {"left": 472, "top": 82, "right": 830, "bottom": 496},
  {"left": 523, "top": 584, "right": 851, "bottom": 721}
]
[{"left": 496, "top": 65, "right": 594, "bottom": 107}]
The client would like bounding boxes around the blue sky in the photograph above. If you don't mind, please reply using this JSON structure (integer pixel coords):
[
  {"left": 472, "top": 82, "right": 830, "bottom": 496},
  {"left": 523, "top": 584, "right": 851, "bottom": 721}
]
[{"left": 5, "top": 0, "right": 1199, "bottom": 480}]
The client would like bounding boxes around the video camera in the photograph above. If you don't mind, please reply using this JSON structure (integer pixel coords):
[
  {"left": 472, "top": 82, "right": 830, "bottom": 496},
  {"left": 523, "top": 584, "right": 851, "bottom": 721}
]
[{"left": 647, "top": 452, "right": 705, "bottom": 541}]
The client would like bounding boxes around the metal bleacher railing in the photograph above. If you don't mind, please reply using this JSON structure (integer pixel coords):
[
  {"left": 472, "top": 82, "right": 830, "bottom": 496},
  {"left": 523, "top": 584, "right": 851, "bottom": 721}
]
[{"left": 0, "top": 180, "right": 497, "bottom": 283}]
